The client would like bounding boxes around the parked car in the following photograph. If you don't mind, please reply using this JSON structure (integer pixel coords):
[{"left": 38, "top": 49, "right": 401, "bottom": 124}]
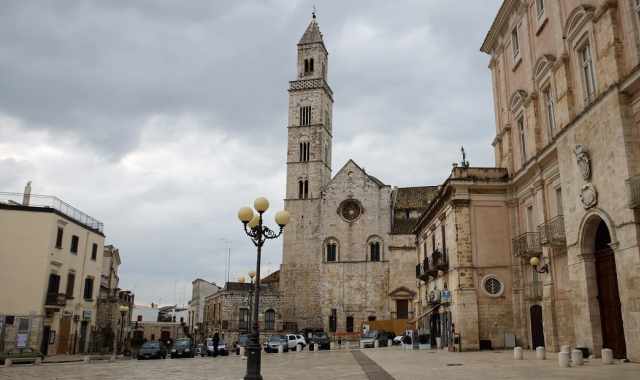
[
  {"left": 392, "top": 335, "right": 404, "bottom": 345},
  {"left": 170, "top": 338, "right": 194, "bottom": 358},
  {"left": 196, "top": 343, "right": 204, "bottom": 356},
  {"left": 310, "top": 331, "right": 330, "bottom": 350},
  {"left": 285, "top": 334, "right": 306, "bottom": 349},
  {"left": 137, "top": 341, "right": 167, "bottom": 360},
  {"left": 0, "top": 348, "right": 44, "bottom": 365},
  {"left": 205, "top": 338, "right": 229, "bottom": 356},
  {"left": 264, "top": 335, "right": 289, "bottom": 353},
  {"left": 376, "top": 331, "right": 394, "bottom": 347},
  {"left": 360, "top": 331, "right": 379, "bottom": 348}
]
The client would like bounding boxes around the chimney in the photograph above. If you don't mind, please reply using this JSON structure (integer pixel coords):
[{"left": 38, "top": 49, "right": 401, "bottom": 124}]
[{"left": 22, "top": 181, "right": 32, "bottom": 206}]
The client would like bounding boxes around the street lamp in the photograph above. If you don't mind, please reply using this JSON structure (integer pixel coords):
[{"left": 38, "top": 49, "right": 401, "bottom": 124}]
[
  {"left": 529, "top": 256, "right": 549, "bottom": 274},
  {"left": 237, "top": 197, "right": 289, "bottom": 380},
  {"left": 248, "top": 271, "right": 256, "bottom": 334}
]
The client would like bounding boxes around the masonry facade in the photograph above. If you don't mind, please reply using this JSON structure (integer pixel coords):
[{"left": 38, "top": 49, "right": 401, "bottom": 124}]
[
  {"left": 279, "top": 15, "right": 438, "bottom": 336},
  {"left": 479, "top": 0, "right": 640, "bottom": 361}
]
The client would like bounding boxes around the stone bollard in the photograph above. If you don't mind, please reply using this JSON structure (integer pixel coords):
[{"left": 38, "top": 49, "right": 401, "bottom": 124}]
[
  {"left": 374, "top": 340, "right": 379, "bottom": 348},
  {"left": 34, "top": 357, "right": 42, "bottom": 365},
  {"left": 561, "top": 345, "right": 571, "bottom": 353},
  {"left": 313, "top": 343, "right": 319, "bottom": 352},
  {"left": 296, "top": 344, "right": 302, "bottom": 352},
  {"left": 513, "top": 346, "right": 523, "bottom": 360},
  {"left": 571, "top": 349, "right": 584, "bottom": 366},
  {"left": 278, "top": 344, "right": 284, "bottom": 354},
  {"left": 83, "top": 356, "right": 90, "bottom": 363},
  {"left": 109, "top": 354, "right": 116, "bottom": 362},
  {"left": 239, "top": 346, "right": 245, "bottom": 357},
  {"left": 536, "top": 346, "right": 545, "bottom": 360},
  {"left": 4, "top": 358, "right": 12, "bottom": 367},
  {"left": 602, "top": 348, "right": 614, "bottom": 364},
  {"left": 330, "top": 341, "right": 335, "bottom": 350},
  {"left": 558, "top": 352, "right": 570, "bottom": 368},
  {"left": 387, "top": 339, "right": 392, "bottom": 348},
  {"left": 360, "top": 341, "right": 364, "bottom": 349}
]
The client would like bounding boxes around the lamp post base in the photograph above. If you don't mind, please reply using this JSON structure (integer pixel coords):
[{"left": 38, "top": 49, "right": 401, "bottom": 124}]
[{"left": 244, "top": 342, "right": 263, "bottom": 380}]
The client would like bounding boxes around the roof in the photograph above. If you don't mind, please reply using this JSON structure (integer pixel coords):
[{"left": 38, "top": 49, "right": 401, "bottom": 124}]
[
  {"left": 262, "top": 270, "right": 280, "bottom": 285},
  {"left": 298, "top": 15, "right": 324, "bottom": 46},
  {"left": 393, "top": 186, "right": 439, "bottom": 209},
  {"left": 480, "top": 0, "right": 516, "bottom": 54}
]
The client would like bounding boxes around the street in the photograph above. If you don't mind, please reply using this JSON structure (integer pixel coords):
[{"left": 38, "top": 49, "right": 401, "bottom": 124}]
[{"left": 1, "top": 347, "right": 639, "bottom": 380}]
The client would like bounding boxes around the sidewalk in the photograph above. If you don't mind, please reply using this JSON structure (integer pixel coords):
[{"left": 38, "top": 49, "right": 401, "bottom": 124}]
[{"left": 42, "top": 354, "right": 128, "bottom": 364}]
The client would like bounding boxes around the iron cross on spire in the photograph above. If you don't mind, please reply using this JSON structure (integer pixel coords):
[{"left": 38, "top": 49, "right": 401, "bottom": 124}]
[{"left": 312, "top": 5, "right": 317, "bottom": 18}]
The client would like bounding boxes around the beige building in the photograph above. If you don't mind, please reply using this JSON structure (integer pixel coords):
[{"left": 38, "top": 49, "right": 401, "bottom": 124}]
[
  {"left": 203, "top": 271, "right": 281, "bottom": 344},
  {"left": 279, "top": 14, "right": 438, "bottom": 337},
  {"left": 413, "top": 167, "right": 512, "bottom": 351},
  {"left": 477, "top": 0, "right": 640, "bottom": 361},
  {"left": 188, "top": 278, "right": 220, "bottom": 342},
  {"left": 0, "top": 190, "right": 105, "bottom": 355}
]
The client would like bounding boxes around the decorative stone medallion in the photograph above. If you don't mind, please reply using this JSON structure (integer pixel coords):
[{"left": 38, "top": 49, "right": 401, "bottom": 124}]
[
  {"left": 574, "top": 144, "right": 591, "bottom": 181},
  {"left": 579, "top": 183, "right": 598, "bottom": 209},
  {"left": 339, "top": 199, "right": 362, "bottom": 222}
]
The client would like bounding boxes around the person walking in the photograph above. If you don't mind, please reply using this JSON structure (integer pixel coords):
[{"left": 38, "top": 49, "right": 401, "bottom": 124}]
[{"left": 212, "top": 332, "right": 219, "bottom": 357}]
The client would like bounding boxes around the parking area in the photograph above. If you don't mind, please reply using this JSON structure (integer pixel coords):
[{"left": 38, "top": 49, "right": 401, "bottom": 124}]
[{"left": 1, "top": 347, "right": 639, "bottom": 380}]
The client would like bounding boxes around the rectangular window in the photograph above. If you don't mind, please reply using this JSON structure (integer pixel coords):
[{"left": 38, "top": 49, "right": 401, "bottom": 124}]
[
  {"left": 329, "top": 309, "right": 337, "bottom": 332},
  {"left": 543, "top": 86, "right": 556, "bottom": 137},
  {"left": 55, "top": 227, "right": 64, "bottom": 249},
  {"left": 327, "top": 244, "right": 336, "bottom": 262},
  {"left": 511, "top": 25, "right": 519, "bottom": 58},
  {"left": 70, "top": 235, "right": 79, "bottom": 254},
  {"left": 536, "top": 0, "right": 544, "bottom": 18},
  {"left": 66, "top": 273, "right": 75, "bottom": 298},
  {"left": 518, "top": 116, "right": 527, "bottom": 164},
  {"left": 83, "top": 277, "right": 94, "bottom": 300},
  {"left": 579, "top": 42, "right": 596, "bottom": 102},
  {"left": 91, "top": 243, "right": 98, "bottom": 261},
  {"left": 527, "top": 206, "right": 535, "bottom": 233},
  {"left": 17, "top": 318, "right": 30, "bottom": 332},
  {"left": 346, "top": 316, "right": 354, "bottom": 333},
  {"left": 47, "top": 273, "right": 61, "bottom": 295},
  {"left": 239, "top": 308, "right": 249, "bottom": 330},
  {"left": 555, "top": 187, "right": 563, "bottom": 216},
  {"left": 299, "top": 106, "right": 311, "bottom": 126}
]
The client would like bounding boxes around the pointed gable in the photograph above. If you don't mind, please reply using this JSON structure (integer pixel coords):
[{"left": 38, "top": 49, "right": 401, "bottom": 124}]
[
  {"left": 327, "top": 159, "right": 387, "bottom": 190},
  {"left": 298, "top": 16, "right": 324, "bottom": 46}
]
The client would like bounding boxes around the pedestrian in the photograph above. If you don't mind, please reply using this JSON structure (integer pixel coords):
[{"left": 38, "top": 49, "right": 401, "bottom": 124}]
[{"left": 212, "top": 332, "right": 219, "bottom": 357}]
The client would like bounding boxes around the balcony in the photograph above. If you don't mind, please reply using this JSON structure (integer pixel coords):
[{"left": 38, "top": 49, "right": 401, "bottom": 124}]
[
  {"left": 538, "top": 215, "right": 566, "bottom": 247},
  {"left": 45, "top": 293, "right": 67, "bottom": 308},
  {"left": 512, "top": 232, "right": 542, "bottom": 258},
  {"left": 627, "top": 175, "right": 640, "bottom": 209},
  {"left": 526, "top": 280, "right": 543, "bottom": 301},
  {"left": 416, "top": 257, "right": 438, "bottom": 281},
  {"left": 432, "top": 249, "right": 449, "bottom": 271}
]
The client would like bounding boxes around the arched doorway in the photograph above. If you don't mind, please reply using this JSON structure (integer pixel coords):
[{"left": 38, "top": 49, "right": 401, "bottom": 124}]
[
  {"left": 592, "top": 219, "right": 626, "bottom": 358},
  {"left": 530, "top": 305, "right": 545, "bottom": 349}
]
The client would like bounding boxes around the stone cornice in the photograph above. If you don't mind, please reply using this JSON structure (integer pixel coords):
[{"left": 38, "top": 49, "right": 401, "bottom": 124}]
[{"left": 480, "top": 0, "right": 519, "bottom": 54}]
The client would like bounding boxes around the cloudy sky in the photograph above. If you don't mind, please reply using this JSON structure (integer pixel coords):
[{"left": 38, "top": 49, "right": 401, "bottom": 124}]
[{"left": 0, "top": 0, "right": 502, "bottom": 306}]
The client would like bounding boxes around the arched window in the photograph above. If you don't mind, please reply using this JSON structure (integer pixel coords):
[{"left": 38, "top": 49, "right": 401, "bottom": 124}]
[
  {"left": 298, "top": 181, "right": 304, "bottom": 199},
  {"left": 346, "top": 316, "right": 354, "bottom": 332},
  {"left": 325, "top": 238, "right": 339, "bottom": 262},
  {"left": 264, "top": 309, "right": 275, "bottom": 330},
  {"left": 299, "top": 142, "right": 310, "bottom": 162},
  {"left": 304, "top": 180, "right": 309, "bottom": 199}
]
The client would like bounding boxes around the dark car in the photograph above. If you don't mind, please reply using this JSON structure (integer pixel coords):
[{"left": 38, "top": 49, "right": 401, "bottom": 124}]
[
  {"left": 170, "top": 338, "right": 194, "bottom": 358},
  {"left": 264, "top": 335, "right": 289, "bottom": 353},
  {"left": 376, "top": 331, "right": 394, "bottom": 347},
  {"left": 137, "top": 341, "right": 167, "bottom": 360},
  {"left": 310, "top": 332, "right": 330, "bottom": 350}
]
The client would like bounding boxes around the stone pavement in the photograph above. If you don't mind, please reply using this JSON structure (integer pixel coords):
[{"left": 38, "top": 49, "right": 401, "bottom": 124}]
[{"left": 1, "top": 347, "right": 639, "bottom": 379}]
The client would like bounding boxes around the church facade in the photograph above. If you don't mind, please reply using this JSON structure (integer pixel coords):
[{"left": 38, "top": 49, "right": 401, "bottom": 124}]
[{"left": 279, "top": 15, "right": 437, "bottom": 335}]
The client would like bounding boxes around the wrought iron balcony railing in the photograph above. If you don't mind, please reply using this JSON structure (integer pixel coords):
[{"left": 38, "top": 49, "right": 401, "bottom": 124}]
[
  {"left": 45, "top": 293, "right": 67, "bottom": 307},
  {"left": 416, "top": 257, "right": 438, "bottom": 281},
  {"left": 627, "top": 175, "right": 640, "bottom": 209},
  {"left": 432, "top": 249, "right": 449, "bottom": 271},
  {"left": 538, "top": 215, "right": 566, "bottom": 247},
  {"left": 512, "top": 232, "right": 542, "bottom": 258}
]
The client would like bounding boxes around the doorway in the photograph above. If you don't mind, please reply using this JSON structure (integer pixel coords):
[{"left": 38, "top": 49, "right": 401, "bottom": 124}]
[
  {"left": 530, "top": 305, "right": 545, "bottom": 349},
  {"left": 40, "top": 326, "right": 51, "bottom": 356},
  {"left": 79, "top": 321, "right": 88, "bottom": 353},
  {"left": 396, "top": 300, "right": 408, "bottom": 319},
  {"left": 593, "top": 220, "right": 626, "bottom": 358},
  {"left": 57, "top": 316, "right": 71, "bottom": 354}
]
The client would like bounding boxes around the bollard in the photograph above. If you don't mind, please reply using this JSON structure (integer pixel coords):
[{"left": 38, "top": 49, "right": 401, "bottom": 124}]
[
  {"left": 330, "top": 341, "right": 335, "bottom": 350},
  {"left": 360, "top": 341, "right": 364, "bottom": 349},
  {"left": 374, "top": 340, "right": 379, "bottom": 349},
  {"left": 34, "top": 357, "right": 42, "bottom": 365},
  {"left": 83, "top": 356, "right": 90, "bottom": 363},
  {"left": 314, "top": 343, "right": 319, "bottom": 352},
  {"left": 561, "top": 345, "right": 571, "bottom": 353},
  {"left": 239, "top": 346, "right": 245, "bottom": 357},
  {"left": 513, "top": 346, "right": 523, "bottom": 360},
  {"left": 558, "top": 352, "right": 570, "bottom": 368},
  {"left": 602, "top": 348, "right": 613, "bottom": 364},
  {"left": 296, "top": 344, "right": 302, "bottom": 352},
  {"left": 110, "top": 354, "right": 116, "bottom": 362},
  {"left": 4, "top": 358, "right": 12, "bottom": 367},
  {"left": 278, "top": 344, "right": 284, "bottom": 354},
  {"left": 536, "top": 346, "right": 545, "bottom": 360},
  {"left": 571, "top": 349, "right": 584, "bottom": 366},
  {"left": 387, "top": 339, "right": 392, "bottom": 348}
]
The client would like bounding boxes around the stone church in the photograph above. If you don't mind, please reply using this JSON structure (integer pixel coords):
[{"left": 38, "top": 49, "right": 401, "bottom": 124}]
[{"left": 279, "top": 15, "right": 437, "bottom": 334}]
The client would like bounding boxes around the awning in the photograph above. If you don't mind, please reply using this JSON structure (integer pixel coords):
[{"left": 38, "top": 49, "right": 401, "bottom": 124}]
[{"left": 409, "top": 304, "right": 441, "bottom": 324}]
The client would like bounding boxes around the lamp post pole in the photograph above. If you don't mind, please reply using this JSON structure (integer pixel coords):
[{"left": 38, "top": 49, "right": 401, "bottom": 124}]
[{"left": 238, "top": 198, "right": 289, "bottom": 380}]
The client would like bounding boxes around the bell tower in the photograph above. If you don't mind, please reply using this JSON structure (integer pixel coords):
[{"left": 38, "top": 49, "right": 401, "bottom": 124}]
[{"left": 280, "top": 13, "right": 333, "bottom": 329}]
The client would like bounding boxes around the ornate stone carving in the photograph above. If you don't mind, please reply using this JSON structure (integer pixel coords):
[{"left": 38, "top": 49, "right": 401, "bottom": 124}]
[
  {"left": 579, "top": 183, "right": 598, "bottom": 209},
  {"left": 574, "top": 144, "right": 591, "bottom": 180}
]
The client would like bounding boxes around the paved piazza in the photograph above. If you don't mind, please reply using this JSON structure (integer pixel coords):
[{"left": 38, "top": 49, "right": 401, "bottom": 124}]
[{"left": 1, "top": 348, "right": 639, "bottom": 380}]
